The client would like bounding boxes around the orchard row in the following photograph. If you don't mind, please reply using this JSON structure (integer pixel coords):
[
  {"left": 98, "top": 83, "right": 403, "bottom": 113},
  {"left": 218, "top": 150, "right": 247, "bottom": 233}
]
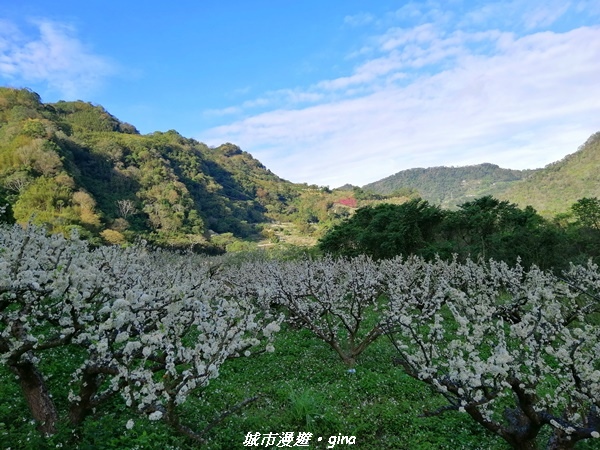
[{"left": 1, "top": 224, "right": 599, "bottom": 448}]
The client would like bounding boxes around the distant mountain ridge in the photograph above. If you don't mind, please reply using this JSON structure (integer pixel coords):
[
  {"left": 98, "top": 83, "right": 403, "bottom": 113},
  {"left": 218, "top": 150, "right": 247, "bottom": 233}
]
[
  {"left": 362, "top": 133, "right": 600, "bottom": 215},
  {"left": 498, "top": 132, "right": 600, "bottom": 215},
  {"left": 2, "top": 86, "right": 598, "bottom": 250},
  {"left": 363, "top": 163, "right": 536, "bottom": 209}
]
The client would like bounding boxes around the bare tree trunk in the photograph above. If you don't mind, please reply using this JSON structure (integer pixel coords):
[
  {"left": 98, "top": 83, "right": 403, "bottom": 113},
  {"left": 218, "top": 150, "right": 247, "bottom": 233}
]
[
  {"left": 11, "top": 361, "right": 58, "bottom": 435},
  {"left": 465, "top": 405, "right": 540, "bottom": 450},
  {"left": 69, "top": 371, "right": 102, "bottom": 426},
  {"left": 68, "top": 365, "right": 120, "bottom": 426}
]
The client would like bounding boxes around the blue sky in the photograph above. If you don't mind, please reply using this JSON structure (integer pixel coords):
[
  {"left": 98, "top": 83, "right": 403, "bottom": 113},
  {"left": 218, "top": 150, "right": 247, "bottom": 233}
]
[{"left": 1, "top": 1, "right": 600, "bottom": 187}]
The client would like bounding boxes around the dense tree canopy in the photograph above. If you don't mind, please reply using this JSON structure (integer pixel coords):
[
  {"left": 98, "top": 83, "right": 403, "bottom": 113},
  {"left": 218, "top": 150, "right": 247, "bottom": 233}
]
[
  {"left": 318, "top": 199, "right": 446, "bottom": 260},
  {"left": 319, "top": 195, "right": 600, "bottom": 271},
  {"left": 572, "top": 197, "right": 600, "bottom": 230}
]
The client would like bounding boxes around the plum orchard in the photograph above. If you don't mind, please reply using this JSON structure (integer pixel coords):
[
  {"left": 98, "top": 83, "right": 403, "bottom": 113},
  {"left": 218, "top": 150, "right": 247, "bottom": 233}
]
[
  {"left": 244, "top": 255, "right": 600, "bottom": 449},
  {"left": 0, "top": 224, "right": 281, "bottom": 441},
  {"left": 229, "top": 255, "right": 387, "bottom": 368},
  {"left": 2, "top": 223, "right": 600, "bottom": 448},
  {"left": 381, "top": 257, "right": 600, "bottom": 449}
]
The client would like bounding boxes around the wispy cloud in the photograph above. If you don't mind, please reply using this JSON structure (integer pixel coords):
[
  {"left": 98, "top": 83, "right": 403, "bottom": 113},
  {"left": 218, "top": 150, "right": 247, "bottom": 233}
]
[
  {"left": 202, "top": 3, "right": 600, "bottom": 188},
  {"left": 205, "top": 88, "right": 324, "bottom": 117},
  {"left": 0, "top": 19, "right": 116, "bottom": 98},
  {"left": 524, "top": 3, "right": 571, "bottom": 29},
  {"left": 344, "top": 12, "right": 375, "bottom": 27}
]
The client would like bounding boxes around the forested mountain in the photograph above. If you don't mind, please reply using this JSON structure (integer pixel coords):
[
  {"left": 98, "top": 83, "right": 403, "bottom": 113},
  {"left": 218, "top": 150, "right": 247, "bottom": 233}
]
[
  {"left": 2, "top": 87, "right": 598, "bottom": 250},
  {"left": 498, "top": 132, "right": 600, "bottom": 215},
  {"left": 0, "top": 87, "right": 369, "bottom": 250},
  {"left": 363, "top": 163, "right": 534, "bottom": 209},
  {"left": 362, "top": 132, "right": 600, "bottom": 215}
]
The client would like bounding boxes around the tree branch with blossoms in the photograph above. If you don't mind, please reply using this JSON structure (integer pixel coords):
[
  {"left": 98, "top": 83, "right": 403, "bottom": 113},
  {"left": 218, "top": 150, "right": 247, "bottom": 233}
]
[
  {"left": 238, "top": 255, "right": 388, "bottom": 368},
  {"left": 383, "top": 257, "right": 600, "bottom": 450},
  {"left": 0, "top": 224, "right": 282, "bottom": 442}
]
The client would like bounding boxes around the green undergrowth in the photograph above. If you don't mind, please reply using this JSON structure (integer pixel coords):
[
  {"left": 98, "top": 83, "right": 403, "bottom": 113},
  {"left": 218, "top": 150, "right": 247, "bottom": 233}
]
[
  {"left": 1, "top": 324, "right": 597, "bottom": 449},
  {"left": 190, "top": 326, "right": 497, "bottom": 450}
]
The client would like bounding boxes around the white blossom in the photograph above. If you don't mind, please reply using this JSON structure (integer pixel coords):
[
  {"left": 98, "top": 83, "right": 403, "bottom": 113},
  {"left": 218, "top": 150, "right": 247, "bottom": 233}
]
[
  {"left": 384, "top": 256, "right": 600, "bottom": 448},
  {"left": 148, "top": 411, "right": 163, "bottom": 421},
  {"left": 0, "top": 223, "right": 283, "bottom": 438}
]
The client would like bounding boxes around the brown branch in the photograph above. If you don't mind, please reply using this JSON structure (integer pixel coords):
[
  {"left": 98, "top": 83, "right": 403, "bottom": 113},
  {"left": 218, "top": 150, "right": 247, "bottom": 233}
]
[
  {"left": 161, "top": 395, "right": 260, "bottom": 443},
  {"left": 199, "top": 395, "right": 260, "bottom": 436}
]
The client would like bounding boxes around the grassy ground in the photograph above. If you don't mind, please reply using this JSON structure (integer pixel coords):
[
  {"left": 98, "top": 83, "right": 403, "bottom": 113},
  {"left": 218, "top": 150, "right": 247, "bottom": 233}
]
[
  {"left": 2, "top": 323, "right": 599, "bottom": 449},
  {"left": 191, "top": 326, "right": 501, "bottom": 450},
  {"left": 1, "top": 323, "right": 504, "bottom": 450}
]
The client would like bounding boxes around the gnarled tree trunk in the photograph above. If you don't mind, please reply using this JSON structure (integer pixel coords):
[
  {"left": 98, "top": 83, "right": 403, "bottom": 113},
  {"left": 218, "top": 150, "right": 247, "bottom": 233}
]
[{"left": 11, "top": 361, "right": 58, "bottom": 435}]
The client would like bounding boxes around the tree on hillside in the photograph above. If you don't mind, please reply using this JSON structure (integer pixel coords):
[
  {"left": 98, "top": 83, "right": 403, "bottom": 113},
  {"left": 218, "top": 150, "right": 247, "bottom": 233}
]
[
  {"left": 0, "top": 87, "right": 302, "bottom": 247},
  {"left": 0, "top": 189, "right": 15, "bottom": 224},
  {"left": 444, "top": 196, "right": 516, "bottom": 259},
  {"left": 571, "top": 197, "right": 600, "bottom": 230},
  {"left": 318, "top": 199, "right": 446, "bottom": 259},
  {"left": 442, "top": 196, "right": 564, "bottom": 269}
]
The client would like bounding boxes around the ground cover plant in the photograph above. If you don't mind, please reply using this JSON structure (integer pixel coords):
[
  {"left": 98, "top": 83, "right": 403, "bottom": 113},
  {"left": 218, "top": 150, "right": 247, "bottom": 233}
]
[
  {"left": 1, "top": 222, "right": 600, "bottom": 449},
  {"left": 0, "top": 321, "right": 504, "bottom": 449}
]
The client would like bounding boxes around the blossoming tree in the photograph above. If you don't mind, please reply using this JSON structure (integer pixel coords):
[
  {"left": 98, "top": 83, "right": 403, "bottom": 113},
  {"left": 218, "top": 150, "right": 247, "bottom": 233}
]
[
  {"left": 0, "top": 224, "right": 281, "bottom": 441},
  {"left": 382, "top": 256, "right": 600, "bottom": 449},
  {"left": 235, "top": 255, "right": 387, "bottom": 368},
  {"left": 3, "top": 219, "right": 599, "bottom": 448}
]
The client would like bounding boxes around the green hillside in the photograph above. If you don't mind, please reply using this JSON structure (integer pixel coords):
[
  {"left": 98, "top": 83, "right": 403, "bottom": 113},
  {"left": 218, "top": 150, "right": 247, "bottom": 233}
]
[
  {"left": 363, "top": 133, "right": 600, "bottom": 216},
  {"left": 499, "top": 132, "right": 600, "bottom": 215},
  {"left": 3, "top": 86, "right": 598, "bottom": 249},
  {"left": 0, "top": 88, "right": 331, "bottom": 249},
  {"left": 363, "top": 163, "right": 534, "bottom": 209},
  {"left": 0, "top": 87, "right": 412, "bottom": 250}
]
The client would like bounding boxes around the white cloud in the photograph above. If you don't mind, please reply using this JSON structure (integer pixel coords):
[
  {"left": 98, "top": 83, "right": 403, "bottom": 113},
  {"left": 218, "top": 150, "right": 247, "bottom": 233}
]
[
  {"left": 201, "top": 3, "right": 600, "bottom": 188},
  {"left": 344, "top": 12, "right": 375, "bottom": 27},
  {"left": 205, "top": 88, "right": 325, "bottom": 117},
  {"left": 204, "top": 105, "right": 243, "bottom": 117},
  {"left": 317, "top": 55, "right": 402, "bottom": 92},
  {"left": 524, "top": 3, "right": 571, "bottom": 29},
  {"left": 460, "top": 0, "right": 574, "bottom": 31},
  {"left": 0, "top": 19, "right": 115, "bottom": 98}
]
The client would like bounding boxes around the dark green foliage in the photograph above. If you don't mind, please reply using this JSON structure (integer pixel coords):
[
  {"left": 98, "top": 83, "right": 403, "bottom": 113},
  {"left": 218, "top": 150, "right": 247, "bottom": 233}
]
[
  {"left": 0, "top": 188, "right": 14, "bottom": 223},
  {"left": 442, "top": 196, "right": 565, "bottom": 269},
  {"left": 320, "top": 195, "right": 599, "bottom": 271},
  {"left": 571, "top": 197, "right": 600, "bottom": 230},
  {"left": 449, "top": 195, "right": 600, "bottom": 269},
  {"left": 319, "top": 199, "right": 446, "bottom": 259}
]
